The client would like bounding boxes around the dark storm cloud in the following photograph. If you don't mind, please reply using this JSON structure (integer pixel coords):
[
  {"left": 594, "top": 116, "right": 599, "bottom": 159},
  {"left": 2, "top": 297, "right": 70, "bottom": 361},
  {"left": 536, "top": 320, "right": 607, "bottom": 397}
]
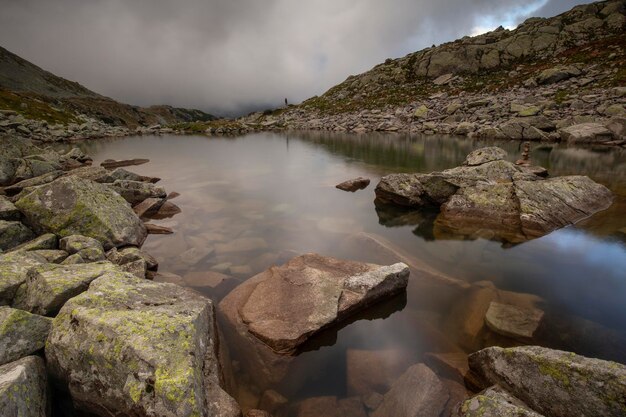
[{"left": 0, "top": 0, "right": 591, "bottom": 115}]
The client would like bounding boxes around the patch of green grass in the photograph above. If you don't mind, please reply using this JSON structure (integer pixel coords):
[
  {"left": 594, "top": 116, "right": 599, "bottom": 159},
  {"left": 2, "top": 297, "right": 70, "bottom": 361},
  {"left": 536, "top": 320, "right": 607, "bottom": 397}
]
[{"left": 0, "top": 89, "right": 77, "bottom": 125}]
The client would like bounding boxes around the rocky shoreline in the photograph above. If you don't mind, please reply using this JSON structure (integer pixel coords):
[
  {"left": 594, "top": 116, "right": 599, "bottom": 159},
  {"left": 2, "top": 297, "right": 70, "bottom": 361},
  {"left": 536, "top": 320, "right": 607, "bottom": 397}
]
[{"left": 1, "top": 135, "right": 624, "bottom": 417}]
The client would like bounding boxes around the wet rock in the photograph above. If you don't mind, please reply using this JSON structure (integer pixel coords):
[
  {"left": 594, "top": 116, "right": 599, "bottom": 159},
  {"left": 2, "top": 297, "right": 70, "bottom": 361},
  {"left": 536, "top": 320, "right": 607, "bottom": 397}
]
[
  {"left": 484, "top": 302, "right": 544, "bottom": 341},
  {"left": 108, "top": 167, "right": 160, "bottom": 183},
  {"left": 184, "top": 270, "right": 231, "bottom": 289},
  {"left": 152, "top": 201, "right": 182, "bottom": 219},
  {"left": 469, "top": 346, "right": 626, "bottom": 417},
  {"left": 46, "top": 271, "right": 240, "bottom": 417},
  {"left": 133, "top": 197, "right": 165, "bottom": 218},
  {"left": 236, "top": 254, "right": 409, "bottom": 353},
  {"left": 100, "top": 158, "right": 150, "bottom": 169},
  {"left": 0, "top": 306, "right": 52, "bottom": 365},
  {"left": 145, "top": 223, "right": 174, "bottom": 234},
  {"left": 463, "top": 147, "right": 507, "bottom": 166},
  {"left": 0, "top": 196, "right": 20, "bottom": 221},
  {"left": 0, "top": 251, "right": 47, "bottom": 305},
  {"left": 371, "top": 363, "right": 449, "bottom": 417},
  {"left": 336, "top": 177, "right": 371, "bottom": 192},
  {"left": 15, "top": 176, "right": 146, "bottom": 250},
  {"left": 0, "top": 220, "right": 35, "bottom": 251},
  {"left": 9, "top": 233, "right": 57, "bottom": 252},
  {"left": 559, "top": 123, "right": 614, "bottom": 144},
  {"left": 423, "top": 352, "right": 472, "bottom": 385},
  {"left": 109, "top": 180, "right": 166, "bottom": 206},
  {"left": 246, "top": 410, "right": 272, "bottom": 417},
  {"left": 0, "top": 356, "right": 48, "bottom": 417},
  {"left": 12, "top": 261, "right": 118, "bottom": 316}
]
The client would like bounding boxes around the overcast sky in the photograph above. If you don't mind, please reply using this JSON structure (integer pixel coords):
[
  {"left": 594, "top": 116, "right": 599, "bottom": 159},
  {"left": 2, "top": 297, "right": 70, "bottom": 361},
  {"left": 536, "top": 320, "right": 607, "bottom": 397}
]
[{"left": 0, "top": 0, "right": 590, "bottom": 116}]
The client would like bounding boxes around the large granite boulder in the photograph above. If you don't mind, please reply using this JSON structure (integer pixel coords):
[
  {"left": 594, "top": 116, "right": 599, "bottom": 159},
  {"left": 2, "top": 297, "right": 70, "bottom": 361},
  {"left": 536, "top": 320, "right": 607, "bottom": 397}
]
[
  {"left": 12, "top": 262, "right": 119, "bottom": 316},
  {"left": 227, "top": 254, "right": 409, "bottom": 354},
  {"left": 559, "top": 123, "right": 615, "bottom": 144},
  {"left": 468, "top": 346, "right": 626, "bottom": 417},
  {"left": 0, "top": 356, "right": 48, "bottom": 417},
  {"left": 0, "top": 306, "right": 52, "bottom": 365},
  {"left": 375, "top": 147, "right": 613, "bottom": 243},
  {"left": 46, "top": 270, "right": 240, "bottom": 417},
  {"left": 456, "top": 386, "right": 543, "bottom": 417},
  {"left": 15, "top": 176, "right": 147, "bottom": 249}
]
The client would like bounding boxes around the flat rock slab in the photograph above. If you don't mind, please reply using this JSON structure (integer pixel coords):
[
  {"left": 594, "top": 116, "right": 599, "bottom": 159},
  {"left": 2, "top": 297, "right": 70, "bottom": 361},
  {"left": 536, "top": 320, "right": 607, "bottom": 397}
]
[
  {"left": 485, "top": 302, "right": 544, "bottom": 341},
  {"left": 0, "top": 356, "right": 48, "bottom": 417},
  {"left": 469, "top": 346, "right": 626, "bottom": 417},
  {"left": 100, "top": 158, "right": 150, "bottom": 169},
  {"left": 15, "top": 176, "right": 147, "bottom": 250},
  {"left": 0, "top": 306, "right": 52, "bottom": 365},
  {"left": 238, "top": 253, "right": 409, "bottom": 354},
  {"left": 46, "top": 270, "right": 239, "bottom": 417}
]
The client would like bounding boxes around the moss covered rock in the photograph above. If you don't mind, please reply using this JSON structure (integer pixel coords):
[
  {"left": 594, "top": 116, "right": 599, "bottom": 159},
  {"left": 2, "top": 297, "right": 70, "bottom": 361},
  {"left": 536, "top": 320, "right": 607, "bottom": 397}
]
[
  {"left": 0, "top": 251, "right": 46, "bottom": 305},
  {"left": 0, "top": 306, "right": 51, "bottom": 365},
  {"left": 0, "top": 220, "right": 35, "bottom": 251},
  {"left": 12, "top": 261, "right": 119, "bottom": 316},
  {"left": 0, "top": 356, "right": 48, "bottom": 417},
  {"left": 15, "top": 176, "right": 147, "bottom": 250},
  {"left": 469, "top": 346, "right": 626, "bottom": 417},
  {"left": 46, "top": 271, "right": 240, "bottom": 417}
]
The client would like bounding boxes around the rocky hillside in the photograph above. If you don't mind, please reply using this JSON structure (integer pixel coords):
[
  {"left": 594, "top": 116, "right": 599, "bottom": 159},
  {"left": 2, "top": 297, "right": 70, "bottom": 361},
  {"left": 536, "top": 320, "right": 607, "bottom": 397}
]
[
  {"left": 241, "top": 0, "right": 626, "bottom": 146},
  {"left": 0, "top": 45, "right": 216, "bottom": 130}
]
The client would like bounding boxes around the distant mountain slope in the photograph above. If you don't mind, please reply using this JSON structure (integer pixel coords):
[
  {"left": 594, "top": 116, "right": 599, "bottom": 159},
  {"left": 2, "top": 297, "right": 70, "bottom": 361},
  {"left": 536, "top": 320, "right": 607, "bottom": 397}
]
[
  {"left": 297, "top": 0, "right": 625, "bottom": 115},
  {"left": 0, "top": 45, "right": 217, "bottom": 127}
]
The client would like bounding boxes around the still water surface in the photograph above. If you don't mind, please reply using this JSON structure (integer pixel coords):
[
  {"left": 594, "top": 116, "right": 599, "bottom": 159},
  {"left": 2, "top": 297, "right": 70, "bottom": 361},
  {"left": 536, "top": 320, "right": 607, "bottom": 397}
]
[{"left": 77, "top": 132, "right": 626, "bottom": 413}]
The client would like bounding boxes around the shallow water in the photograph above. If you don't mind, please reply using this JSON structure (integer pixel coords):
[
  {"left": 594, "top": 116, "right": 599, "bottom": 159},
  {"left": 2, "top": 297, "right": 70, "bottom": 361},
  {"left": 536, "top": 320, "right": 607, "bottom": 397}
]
[{"left": 76, "top": 132, "right": 626, "bottom": 414}]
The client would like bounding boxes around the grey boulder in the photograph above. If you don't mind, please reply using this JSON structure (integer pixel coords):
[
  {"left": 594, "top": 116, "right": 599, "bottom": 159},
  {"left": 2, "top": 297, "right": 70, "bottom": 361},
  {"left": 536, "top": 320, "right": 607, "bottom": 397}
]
[
  {"left": 0, "top": 356, "right": 48, "bottom": 417},
  {"left": 15, "top": 176, "right": 147, "bottom": 250},
  {"left": 0, "top": 306, "right": 52, "bottom": 365},
  {"left": 46, "top": 270, "right": 240, "bottom": 417}
]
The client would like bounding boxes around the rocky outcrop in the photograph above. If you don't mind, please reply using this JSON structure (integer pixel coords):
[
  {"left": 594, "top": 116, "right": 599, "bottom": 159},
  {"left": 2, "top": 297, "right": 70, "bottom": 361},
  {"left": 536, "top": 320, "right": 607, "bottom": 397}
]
[
  {"left": 467, "top": 346, "right": 626, "bottom": 417},
  {"left": 375, "top": 147, "right": 612, "bottom": 243},
  {"left": 46, "top": 270, "right": 240, "bottom": 417},
  {"left": 0, "top": 356, "right": 48, "bottom": 417},
  {"left": 225, "top": 254, "right": 408, "bottom": 354},
  {"left": 0, "top": 306, "right": 51, "bottom": 365},
  {"left": 15, "top": 176, "right": 147, "bottom": 249}
]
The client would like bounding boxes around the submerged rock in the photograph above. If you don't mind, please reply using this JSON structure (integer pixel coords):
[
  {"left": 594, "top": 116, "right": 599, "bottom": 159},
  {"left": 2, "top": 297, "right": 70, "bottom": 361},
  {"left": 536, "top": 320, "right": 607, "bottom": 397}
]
[
  {"left": 15, "top": 176, "right": 147, "bottom": 250},
  {"left": 46, "top": 271, "right": 240, "bottom": 417},
  {"left": 468, "top": 346, "right": 626, "bottom": 417},
  {"left": 100, "top": 158, "right": 150, "bottom": 169},
  {"left": 371, "top": 363, "right": 449, "bottom": 417},
  {"left": 232, "top": 254, "right": 409, "bottom": 354},
  {"left": 0, "top": 306, "right": 52, "bottom": 365},
  {"left": 375, "top": 147, "right": 613, "bottom": 244},
  {"left": 484, "top": 302, "right": 544, "bottom": 341},
  {"left": 0, "top": 356, "right": 48, "bottom": 417}
]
